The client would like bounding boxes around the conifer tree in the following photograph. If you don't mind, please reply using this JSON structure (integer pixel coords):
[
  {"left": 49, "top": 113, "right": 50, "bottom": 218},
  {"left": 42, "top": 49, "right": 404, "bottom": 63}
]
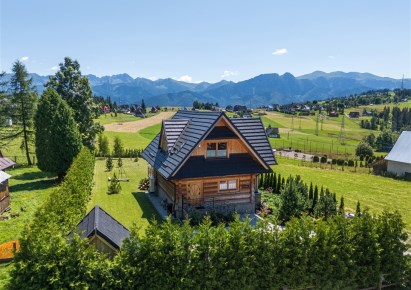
[
  {"left": 1, "top": 61, "right": 38, "bottom": 165},
  {"left": 313, "top": 185, "right": 319, "bottom": 210},
  {"left": 46, "top": 57, "right": 103, "bottom": 148},
  {"left": 308, "top": 182, "right": 313, "bottom": 200},
  {"left": 258, "top": 173, "right": 264, "bottom": 189},
  {"left": 35, "top": 88, "right": 82, "bottom": 178},
  {"left": 106, "top": 156, "right": 113, "bottom": 172},
  {"left": 356, "top": 201, "right": 362, "bottom": 217},
  {"left": 338, "top": 196, "right": 345, "bottom": 215},
  {"left": 273, "top": 173, "right": 277, "bottom": 193}
]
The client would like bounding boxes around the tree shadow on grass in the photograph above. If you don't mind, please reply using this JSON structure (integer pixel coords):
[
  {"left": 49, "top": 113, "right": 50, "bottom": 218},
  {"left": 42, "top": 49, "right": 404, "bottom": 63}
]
[
  {"left": 132, "top": 192, "right": 162, "bottom": 223},
  {"left": 10, "top": 179, "right": 56, "bottom": 192},
  {"left": 11, "top": 170, "right": 54, "bottom": 181}
]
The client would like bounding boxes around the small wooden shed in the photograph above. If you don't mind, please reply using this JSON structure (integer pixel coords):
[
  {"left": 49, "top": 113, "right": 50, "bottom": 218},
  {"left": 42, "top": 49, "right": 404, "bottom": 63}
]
[
  {"left": 75, "top": 205, "right": 130, "bottom": 256},
  {"left": 0, "top": 153, "right": 16, "bottom": 214}
]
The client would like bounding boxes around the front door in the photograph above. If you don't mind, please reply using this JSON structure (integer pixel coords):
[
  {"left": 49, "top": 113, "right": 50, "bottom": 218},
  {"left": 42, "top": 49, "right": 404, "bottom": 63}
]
[{"left": 187, "top": 182, "right": 203, "bottom": 206}]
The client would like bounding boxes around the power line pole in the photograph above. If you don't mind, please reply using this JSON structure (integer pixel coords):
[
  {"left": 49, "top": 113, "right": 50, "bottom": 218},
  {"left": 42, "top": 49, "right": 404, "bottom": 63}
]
[
  {"left": 291, "top": 114, "right": 294, "bottom": 131},
  {"left": 299, "top": 115, "right": 302, "bottom": 130},
  {"left": 315, "top": 113, "right": 319, "bottom": 136}
]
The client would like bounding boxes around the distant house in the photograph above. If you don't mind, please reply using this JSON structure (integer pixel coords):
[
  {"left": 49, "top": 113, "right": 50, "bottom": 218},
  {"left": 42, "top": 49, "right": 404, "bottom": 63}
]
[
  {"left": 75, "top": 205, "right": 130, "bottom": 256},
  {"left": 150, "top": 106, "right": 158, "bottom": 113},
  {"left": 0, "top": 153, "right": 16, "bottom": 214},
  {"left": 362, "top": 111, "right": 373, "bottom": 117},
  {"left": 141, "top": 110, "right": 277, "bottom": 218},
  {"left": 266, "top": 125, "right": 280, "bottom": 138},
  {"left": 348, "top": 112, "right": 360, "bottom": 118},
  {"left": 328, "top": 111, "right": 339, "bottom": 117},
  {"left": 384, "top": 131, "right": 411, "bottom": 177},
  {"left": 135, "top": 107, "right": 146, "bottom": 118}
]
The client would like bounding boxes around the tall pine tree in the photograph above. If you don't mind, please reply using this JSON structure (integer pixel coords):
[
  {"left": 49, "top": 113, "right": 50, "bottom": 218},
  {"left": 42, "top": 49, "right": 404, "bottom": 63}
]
[
  {"left": 1, "top": 61, "right": 38, "bottom": 165},
  {"left": 46, "top": 57, "right": 103, "bottom": 149}
]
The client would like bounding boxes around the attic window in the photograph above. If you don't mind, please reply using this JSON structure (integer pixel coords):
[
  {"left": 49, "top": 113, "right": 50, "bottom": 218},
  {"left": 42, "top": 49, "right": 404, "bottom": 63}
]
[{"left": 206, "top": 142, "right": 227, "bottom": 158}]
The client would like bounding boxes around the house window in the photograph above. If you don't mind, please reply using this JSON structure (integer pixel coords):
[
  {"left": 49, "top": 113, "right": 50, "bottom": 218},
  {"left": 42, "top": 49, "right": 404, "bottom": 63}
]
[
  {"left": 207, "top": 142, "right": 227, "bottom": 158},
  {"left": 219, "top": 180, "right": 237, "bottom": 191},
  {"left": 219, "top": 181, "right": 228, "bottom": 190},
  {"left": 228, "top": 180, "right": 237, "bottom": 189},
  {"left": 218, "top": 143, "right": 227, "bottom": 157},
  {"left": 207, "top": 143, "right": 216, "bottom": 157}
]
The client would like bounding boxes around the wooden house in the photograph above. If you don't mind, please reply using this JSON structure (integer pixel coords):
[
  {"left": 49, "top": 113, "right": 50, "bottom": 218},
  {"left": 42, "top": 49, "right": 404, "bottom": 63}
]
[
  {"left": 75, "top": 205, "right": 130, "bottom": 256},
  {"left": 348, "top": 112, "right": 360, "bottom": 118},
  {"left": 0, "top": 154, "right": 16, "bottom": 214},
  {"left": 141, "top": 110, "right": 277, "bottom": 218}
]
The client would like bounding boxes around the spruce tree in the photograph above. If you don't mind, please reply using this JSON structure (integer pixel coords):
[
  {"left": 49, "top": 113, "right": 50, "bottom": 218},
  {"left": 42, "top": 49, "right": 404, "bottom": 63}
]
[
  {"left": 113, "top": 136, "right": 124, "bottom": 157},
  {"left": 258, "top": 173, "right": 264, "bottom": 189},
  {"left": 46, "top": 57, "right": 103, "bottom": 149},
  {"left": 1, "top": 61, "right": 38, "bottom": 165},
  {"left": 313, "top": 185, "right": 319, "bottom": 210},
  {"left": 98, "top": 134, "right": 110, "bottom": 157},
  {"left": 35, "top": 88, "right": 82, "bottom": 179},
  {"left": 106, "top": 156, "right": 113, "bottom": 172},
  {"left": 273, "top": 173, "right": 277, "bottom": 193}
]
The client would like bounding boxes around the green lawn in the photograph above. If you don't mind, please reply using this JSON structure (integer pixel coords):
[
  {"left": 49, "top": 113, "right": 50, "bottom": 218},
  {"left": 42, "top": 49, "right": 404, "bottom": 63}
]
[
  {"left": 272, "top": 157, "right": 411, "bottom": 234},
  {"left": 87, "top": 158, "right": 161, "bottom": 234},
  {"left": 0, "top": 166, "right": 56, "bottom": 289},
  {"left": 103, "top": 123, "right": 161, "bottom": 150},
  {"left": 0, "top": 167, "right": 56, "bottom": 243}
]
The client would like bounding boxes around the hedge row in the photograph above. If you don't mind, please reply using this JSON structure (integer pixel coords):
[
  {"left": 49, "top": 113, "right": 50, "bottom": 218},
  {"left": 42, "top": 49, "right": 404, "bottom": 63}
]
[{"left": 10, "top": 148, "right": 97, "bottom": 289}]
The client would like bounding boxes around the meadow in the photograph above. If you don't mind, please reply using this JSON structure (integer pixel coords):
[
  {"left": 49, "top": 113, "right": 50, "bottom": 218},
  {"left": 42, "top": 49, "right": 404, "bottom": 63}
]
[
  {"left": 272, "top": 156, "right": 411, "bottom": 234},
  {"left": 261, "top": 111, "right": 379, "bottom": 158}
]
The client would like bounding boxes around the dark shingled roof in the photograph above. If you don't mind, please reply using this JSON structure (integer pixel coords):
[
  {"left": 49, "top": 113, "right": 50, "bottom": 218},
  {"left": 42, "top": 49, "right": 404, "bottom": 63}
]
[
  {"left": 162, "top": 119, "right": 189, "bottom": 150},
  {"left": 0, "top": 157, "right": 16, "bottom": 171},
  {"left": 173, "top": 154, "right": 269, "bottom": 179},
  {"left": 76, "top": 205, "right": 130, "bottom": 249},
  {"left": 141, "top": 110, "right": 277, "bottom": 180}
]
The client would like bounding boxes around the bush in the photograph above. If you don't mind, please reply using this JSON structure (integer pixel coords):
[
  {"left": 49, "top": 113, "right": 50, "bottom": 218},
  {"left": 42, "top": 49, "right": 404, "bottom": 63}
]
[
  {"left": 331, "top": 159, "right": 337, "bottom": 165},
  {"left": 336, "top": 159, "right": 345, "bottom": 166},
  {"left": 313, "top": 156, "right": 320, "bottom": 163},
  {"left": 320, "top": 156, "right": 327, "bottom": 163},
  {"left": 347, "top": 160, "right": 355, "bottom": 167},
  {"left": 356, "top": 142, "right": 373, "bottom": 158}
]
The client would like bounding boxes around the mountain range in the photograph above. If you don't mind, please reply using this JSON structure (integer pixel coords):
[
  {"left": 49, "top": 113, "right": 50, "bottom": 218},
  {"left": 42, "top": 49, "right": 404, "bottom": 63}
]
[{"left": 4, "top": 71, "right": 410, "bottom": 107}]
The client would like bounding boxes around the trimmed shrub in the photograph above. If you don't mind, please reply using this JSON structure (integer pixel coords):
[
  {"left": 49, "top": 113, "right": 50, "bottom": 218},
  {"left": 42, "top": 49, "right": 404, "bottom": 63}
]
[{"left": 313, "top": 156, "right": 320, "bottom": 163}]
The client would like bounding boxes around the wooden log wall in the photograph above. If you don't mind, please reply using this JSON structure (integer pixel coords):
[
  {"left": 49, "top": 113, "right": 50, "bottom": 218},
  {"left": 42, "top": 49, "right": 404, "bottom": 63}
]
[{"left": 157, "top": 173, "right": 175, "bottom": 201}]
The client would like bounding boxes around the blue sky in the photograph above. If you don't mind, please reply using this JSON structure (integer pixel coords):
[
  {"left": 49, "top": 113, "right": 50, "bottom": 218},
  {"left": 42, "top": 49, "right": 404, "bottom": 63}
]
[{"left": 1, "top": 0, "right": 410, "bottom": 82}]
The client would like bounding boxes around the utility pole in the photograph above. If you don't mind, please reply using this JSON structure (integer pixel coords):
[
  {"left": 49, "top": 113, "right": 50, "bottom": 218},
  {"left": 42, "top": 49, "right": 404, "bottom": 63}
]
[
  {"left": 299, "top": 115, "right": 302, "bottom": 130},
  {"left": 315, "top": 113, "right": 319, "bottom": 136},
  {"left": 291, "top": 114, "right": 294, "bottom": 131}
]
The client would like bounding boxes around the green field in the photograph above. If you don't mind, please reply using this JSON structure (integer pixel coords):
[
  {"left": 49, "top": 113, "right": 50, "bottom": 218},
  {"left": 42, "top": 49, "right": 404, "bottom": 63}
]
[
  {"left": 87, "top": 158, "right": 161, "bottom": 234},
  {"left": 103, "top": 123, "right": 161, "bottom": 150},
  {"left": 261, "top": 112, "right": 379, "bottom": 158},
  {"left": 94, "top": 113, "right": 143, "bottom": 125},
  {"left": 272, "top": 156, "right": 411, "bottom": 234},
  {"left": 0, "top": 167, "right": 56, "bottom": 243}
]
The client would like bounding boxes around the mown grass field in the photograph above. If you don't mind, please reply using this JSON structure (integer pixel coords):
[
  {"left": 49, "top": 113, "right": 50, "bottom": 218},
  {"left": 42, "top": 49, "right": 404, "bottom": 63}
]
[
  {"left": 0, "top": 167, "right": 56, "bottom": 243},
  {"left": 261, "top": 111, "right": 379, "bottom": 158},
  {"left": 87, "top": 158, "right": 161, "bottom": 235},
  {"left": 94, "top": 113, "right": 143, "bottom": 125},
  {"left": 0, "top": 166, "right": 56, "bottom": 289},
  {"left": 272, "top": 156, "right": 411, "bottom": 234}
]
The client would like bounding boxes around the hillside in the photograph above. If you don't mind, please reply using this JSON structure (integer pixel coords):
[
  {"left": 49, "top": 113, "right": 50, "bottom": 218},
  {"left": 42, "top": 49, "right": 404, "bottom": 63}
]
[{"left": 3, "top": 71, "right": 410, "bottom": 107}]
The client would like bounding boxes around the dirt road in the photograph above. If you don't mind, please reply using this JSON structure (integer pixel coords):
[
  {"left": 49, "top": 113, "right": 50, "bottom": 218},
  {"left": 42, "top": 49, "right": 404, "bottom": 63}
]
[{"left": 104, "top": 111, "right": 175, "bottom": 132}]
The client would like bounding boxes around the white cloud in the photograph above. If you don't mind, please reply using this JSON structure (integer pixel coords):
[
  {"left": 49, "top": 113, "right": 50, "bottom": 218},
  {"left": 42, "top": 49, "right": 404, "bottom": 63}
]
[
  {"left": 328, "top": 55, "right": 335, "bottom": 59},
  {"left": 148, "top": 76, "right": 158, "bottom": 81},
  {"left": 176, "top": 75, "right": 193, "bottom": 82},
  {"left": 272, "top": 48, "right": 288, "bottom": 56},
  {"left": 221, "top": 70, "right": 239, "bottom": 78},
  {"left": 51, "top": 66, "right": 59, "bottom": 71},
  {"left": 20, "top": 56, "right": 29, "bottom": 62}
]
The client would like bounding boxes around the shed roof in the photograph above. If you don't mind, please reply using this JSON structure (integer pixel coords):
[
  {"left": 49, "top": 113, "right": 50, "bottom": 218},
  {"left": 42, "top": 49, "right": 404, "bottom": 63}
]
[
  {"left": 141, "top": 110, "right": 276, "bottom": 180},
  {"left": 76, "top": 205, "right": 130, "bottom": 249},
  {"left": 385, "top": 131, "right": 411, "bottom": 164},
  {"left": 0, "top": 171, "right": 11, "bottom": 184}
]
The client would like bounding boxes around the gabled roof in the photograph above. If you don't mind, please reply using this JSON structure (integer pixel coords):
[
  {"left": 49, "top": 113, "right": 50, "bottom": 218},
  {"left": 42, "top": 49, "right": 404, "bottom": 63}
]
[
  {"left": 0, "top": 157, "right": 16, "bottom": 171},
  {"left": 0, "top": 171, "right": 11, "bottom": 184},
  {"left": 161, "top": 119, "right": 189, "bottom": 150},
  {"left": 385, "top": 131, "right": 411, "bottom": 164},
  {"left": 76, "top": 205, "right": 130, "bottom": 249},
  {"left": 141, "top": 110, "right": 277, "bottom": 180}
]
